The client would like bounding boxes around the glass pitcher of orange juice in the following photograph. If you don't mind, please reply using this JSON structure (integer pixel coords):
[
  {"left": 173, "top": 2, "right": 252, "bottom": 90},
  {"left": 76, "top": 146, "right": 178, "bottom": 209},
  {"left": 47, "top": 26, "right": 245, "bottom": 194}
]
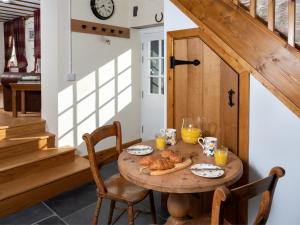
[{"left": 181, "top": 117, "right": 202, "bottom": 144}]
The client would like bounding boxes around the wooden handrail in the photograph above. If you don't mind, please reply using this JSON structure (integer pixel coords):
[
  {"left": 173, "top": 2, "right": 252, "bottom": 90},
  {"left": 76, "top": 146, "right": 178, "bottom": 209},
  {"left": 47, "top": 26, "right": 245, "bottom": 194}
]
[
  {"left": 288, "top": 0, "right": 296, "bottom": 47},
  {"left": 232, "top": 0, "right": 239, "bottom": 6},
  {"left": 235, "top": 0, "right": 297, "bottom": 47},
  {"left": 268, "top": 0, "right": 275, "bottom": 32}
]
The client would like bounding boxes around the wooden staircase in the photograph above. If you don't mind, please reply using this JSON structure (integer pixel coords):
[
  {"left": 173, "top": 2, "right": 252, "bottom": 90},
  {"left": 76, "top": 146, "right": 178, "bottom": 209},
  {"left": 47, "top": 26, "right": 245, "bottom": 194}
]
[
  {"left": 170, "top": 0, "right": 300, "bottom": 118},
  {"left": 0, "top": 118, "right": 92, "bottom": 218}
]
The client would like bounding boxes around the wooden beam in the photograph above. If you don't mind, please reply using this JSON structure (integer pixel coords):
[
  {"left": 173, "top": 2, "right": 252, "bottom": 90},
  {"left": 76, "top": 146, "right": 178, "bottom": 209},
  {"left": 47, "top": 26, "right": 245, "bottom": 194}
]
[
  {"left": 249, "top": 0, "right": 256, "bottom": 17},
  {"left": 16, "top": 0, "right": 40, "bottom": 6},
  {"left": 288, "top": 0, "right": 296, "bottom": 47},
  {"left": 0, "top": 16, "right": 14, "bottom": 20},
  {"left": 0, "top": 12, "right": 21, "bottom": 17},
  {"left": 0, "top": 5, "right": 34, "bottom": 13},
  {"left": 3, "top": 2, "right": 39, "bottom": 10},
  {"left": 0, "top": 8, "right": 31, "bottom": 15},
  {"left": 268, "top": 0, "right": 275, "bottom": 32}
]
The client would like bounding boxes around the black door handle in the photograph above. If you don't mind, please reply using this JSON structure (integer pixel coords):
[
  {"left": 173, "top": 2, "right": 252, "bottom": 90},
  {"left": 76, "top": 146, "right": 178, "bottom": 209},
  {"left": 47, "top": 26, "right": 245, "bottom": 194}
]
[{"left": 228, "top": 89, "right": 235, "bottom": 107}]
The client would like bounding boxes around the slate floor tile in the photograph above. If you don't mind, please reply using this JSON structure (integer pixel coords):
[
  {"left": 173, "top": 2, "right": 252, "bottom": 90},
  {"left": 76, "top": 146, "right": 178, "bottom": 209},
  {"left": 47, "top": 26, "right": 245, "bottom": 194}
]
[
  {"left": 44, "top": 182, "right": 97, "bottom": 218},
  {"left": 35, "top": 216, "right": 67, "bottom": 225},
  {"left": 0, "top": 203, "right": 53, "bottom": 225},
  {"left": 63, "top": 199, "right": 162, "bottom": 225}
]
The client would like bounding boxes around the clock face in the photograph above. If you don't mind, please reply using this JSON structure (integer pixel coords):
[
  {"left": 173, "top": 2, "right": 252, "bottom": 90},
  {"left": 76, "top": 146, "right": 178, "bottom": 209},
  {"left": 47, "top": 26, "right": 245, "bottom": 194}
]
[{"left": 91, "top": 0, "right": 114, "bottom": 20}]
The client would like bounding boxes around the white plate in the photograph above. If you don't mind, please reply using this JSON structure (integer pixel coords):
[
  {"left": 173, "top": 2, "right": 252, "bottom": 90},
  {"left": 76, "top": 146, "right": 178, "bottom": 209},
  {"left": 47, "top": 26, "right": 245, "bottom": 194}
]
[
  {"left": 126, "top": 145, "right": 154, "bottom": 156},
  {"left": 190, "top": 163, "right": 224, "bottom": 178}
]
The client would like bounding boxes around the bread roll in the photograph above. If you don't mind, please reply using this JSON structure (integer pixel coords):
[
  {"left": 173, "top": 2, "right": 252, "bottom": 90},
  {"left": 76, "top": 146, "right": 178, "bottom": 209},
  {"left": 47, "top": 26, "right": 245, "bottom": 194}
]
[
  {"left": 149, "top": 159, "right": 174, "bottom": 170},
  {"left": 139, "top": 155, "right": 157, "bottom": 166}
]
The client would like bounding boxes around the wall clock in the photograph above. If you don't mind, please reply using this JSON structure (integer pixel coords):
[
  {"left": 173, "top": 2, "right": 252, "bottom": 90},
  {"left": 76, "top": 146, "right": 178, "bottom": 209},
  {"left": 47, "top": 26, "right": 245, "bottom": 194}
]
[{"left": 90, "top": 0, "right": 115, "bottom": 20}]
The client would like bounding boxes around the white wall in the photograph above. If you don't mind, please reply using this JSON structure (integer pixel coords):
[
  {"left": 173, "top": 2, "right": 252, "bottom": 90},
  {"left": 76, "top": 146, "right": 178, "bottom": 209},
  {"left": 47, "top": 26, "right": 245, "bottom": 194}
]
[
  {"left": 0, "top": 22, "right": 4, "bottom": 74},
  {"left": 42, "top": 0, "right": 141, "bottom": 155},
  {"left": 164, "top": 1, "right": 300, "bottom": 224}
]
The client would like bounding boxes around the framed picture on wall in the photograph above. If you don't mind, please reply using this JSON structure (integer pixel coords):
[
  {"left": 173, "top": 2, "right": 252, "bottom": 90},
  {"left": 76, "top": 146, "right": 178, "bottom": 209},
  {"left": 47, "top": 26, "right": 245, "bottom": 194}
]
[{"left": 29, "top": 29, "right": 35, "bottom": 41}]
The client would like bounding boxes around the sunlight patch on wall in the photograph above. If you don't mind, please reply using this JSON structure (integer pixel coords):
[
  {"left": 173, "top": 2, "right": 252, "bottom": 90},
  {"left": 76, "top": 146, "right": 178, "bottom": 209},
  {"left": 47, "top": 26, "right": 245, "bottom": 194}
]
[
  {"left": 99, "top": 59, "right": 115, "bottom": 86},
  {"left": 77, "top": 92, "right": 96, "bottom": 124},
  {"left": 118, "top": 67, "right": 132, "bottom": 93},
  {"left": 77, "top": 113, "right": 96, "bottom": 145},
  {"left": 99, "top": 79, "right": 115, "bottom": 107},
  {"left": 76, "top": 71, "right": 96, "bottom": 101},
  {"left": 59, "top": 130, "right": 74, "bottom": 147},
  {"left": 58, "top": 85, "right": 73, "bottom": 114},
  {"left": 118, "top": 86, "right": 132, "bottom": 112},
  {"left": 118, "top": 50, "right": 132, "bottom": 73},
  {"left": 58, "top": 107, "right": 73, "bottom": 139},
  {"left": 99, "top": 99, "right": 115, "bottom": 126}
]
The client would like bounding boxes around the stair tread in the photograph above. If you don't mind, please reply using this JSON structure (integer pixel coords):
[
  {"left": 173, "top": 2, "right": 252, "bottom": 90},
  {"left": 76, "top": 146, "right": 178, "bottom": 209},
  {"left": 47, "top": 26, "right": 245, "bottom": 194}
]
[
  {"left": 0, "top": 119, "right": 45, "bottom": 130},
  {"left": 0, "top": 147, "right": 75, "bottom": 172},
  {"left": 0, "top": 132, "right": 55, "bottom": 149},
  {"left": 0, "top": 156, "right": 90, "bottom": 201}
]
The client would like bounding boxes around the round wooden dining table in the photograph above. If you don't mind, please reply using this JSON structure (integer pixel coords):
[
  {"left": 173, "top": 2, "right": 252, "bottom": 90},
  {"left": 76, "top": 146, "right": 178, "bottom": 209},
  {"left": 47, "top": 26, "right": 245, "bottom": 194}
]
[{"left": 118, "top": 140, "right": 243, "bottom": 224}]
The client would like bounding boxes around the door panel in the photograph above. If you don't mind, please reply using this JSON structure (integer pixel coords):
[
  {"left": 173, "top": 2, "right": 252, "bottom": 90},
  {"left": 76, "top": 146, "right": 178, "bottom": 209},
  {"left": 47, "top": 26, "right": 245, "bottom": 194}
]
[{"left": 172, "top": 37, "right": 238, "bottom": 154}]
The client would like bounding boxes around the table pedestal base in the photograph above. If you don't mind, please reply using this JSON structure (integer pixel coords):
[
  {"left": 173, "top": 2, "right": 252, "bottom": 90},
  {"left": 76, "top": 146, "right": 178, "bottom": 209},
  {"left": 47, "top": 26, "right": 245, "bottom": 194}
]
[{"left": 165, "top": 193, "right": 213, "bottom": 225}]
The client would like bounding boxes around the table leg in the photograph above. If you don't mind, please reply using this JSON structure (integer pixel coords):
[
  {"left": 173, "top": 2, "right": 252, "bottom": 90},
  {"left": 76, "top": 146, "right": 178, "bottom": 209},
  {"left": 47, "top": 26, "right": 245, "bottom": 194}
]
[
  {"left": 12, "top": 89, "right": 17, "bottom": 117},
  {"left": 165, "top": 193, "right": 213, "bottom": 225},
  {"left": 21, "top": 91, "right": 25, "bottom": 114}
]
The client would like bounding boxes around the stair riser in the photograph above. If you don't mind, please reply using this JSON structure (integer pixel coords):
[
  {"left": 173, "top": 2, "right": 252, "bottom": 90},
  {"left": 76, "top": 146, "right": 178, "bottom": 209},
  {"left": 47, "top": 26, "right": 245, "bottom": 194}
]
[
  {"left": 0, "top": 122, "right": 46, "bottom": 140},
  {"left": 0, "top": 137, "right": 55, "bottom": 160},
  {"left": 0, "top": 168, "right": 92, "bottom": 218},
  {"left": 0, "top": 151, "right": 75, "bottom": 183}
]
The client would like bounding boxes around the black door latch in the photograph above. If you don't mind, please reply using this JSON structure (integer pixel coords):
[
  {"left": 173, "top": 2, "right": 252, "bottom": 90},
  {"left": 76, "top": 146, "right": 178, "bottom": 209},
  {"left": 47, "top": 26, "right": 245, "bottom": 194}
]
[
  {"left": 170, "top": 56, "right": 201, "bottom": 69},
  {"left": 228, "top": 89, "right": 235, "bottom": 107}
]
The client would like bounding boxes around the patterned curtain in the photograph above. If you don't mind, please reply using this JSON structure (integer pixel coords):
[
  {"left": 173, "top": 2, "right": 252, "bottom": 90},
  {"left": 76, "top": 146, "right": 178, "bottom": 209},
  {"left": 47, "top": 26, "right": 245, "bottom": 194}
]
[
  {"left": 4, "top": 21, "right": 14, "bottom": 72},
  {"left": 34, "top": 10, "right": 41, "bottom": 72},
  {"left": 13, "top": 18, "right": 28, "bottom": 73}
]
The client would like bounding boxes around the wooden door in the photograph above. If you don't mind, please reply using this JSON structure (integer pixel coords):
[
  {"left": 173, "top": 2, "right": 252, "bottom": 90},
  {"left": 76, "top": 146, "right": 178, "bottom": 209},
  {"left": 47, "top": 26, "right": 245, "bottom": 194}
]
[{"left": 170, "top": 37, "right": 239, "bottom": 155}]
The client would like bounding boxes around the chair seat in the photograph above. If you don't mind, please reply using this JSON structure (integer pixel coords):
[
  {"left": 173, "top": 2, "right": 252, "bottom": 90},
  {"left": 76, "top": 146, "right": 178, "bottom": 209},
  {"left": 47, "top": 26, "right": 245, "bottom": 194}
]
[{"left": 104, "top": 173, "right": 149, "bottom": 204}]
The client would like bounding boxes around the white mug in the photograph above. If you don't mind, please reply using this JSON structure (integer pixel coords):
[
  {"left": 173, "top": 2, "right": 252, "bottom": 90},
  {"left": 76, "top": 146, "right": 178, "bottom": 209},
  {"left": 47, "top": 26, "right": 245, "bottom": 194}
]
[
  {"left": 198, "top": 137, "right": 218, "bottom": 156},
  {"left": 160, "top": 128, "right": 177, "bottom": 145}
]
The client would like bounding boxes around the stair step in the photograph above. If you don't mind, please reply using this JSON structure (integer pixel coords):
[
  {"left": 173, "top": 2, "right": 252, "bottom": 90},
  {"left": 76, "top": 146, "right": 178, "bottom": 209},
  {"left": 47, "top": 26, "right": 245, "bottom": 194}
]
[
  {"left": 0, "top": 156, "right": 91, "bottom": 202},
  {"left": 0, "top": 120, "right": 46, "bottom": 140},
  {"left": 0, "top": 147, "right": 75, "bottom": 183},
  {"left": 0, "top": 132, "right": 55, "bottom": 160}
]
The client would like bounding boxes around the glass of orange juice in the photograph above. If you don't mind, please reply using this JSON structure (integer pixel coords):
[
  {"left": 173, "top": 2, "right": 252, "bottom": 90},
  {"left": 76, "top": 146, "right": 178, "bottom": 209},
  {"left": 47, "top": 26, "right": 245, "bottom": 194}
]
[
  {"left": 155, "top": 134, "right": 166, "bottom": 150},
  {"left": 181, "top": 117, "right": 202, "bottom": 144},
  {"left": 214, "top": 146, "right": 228, "bottom": 167}
]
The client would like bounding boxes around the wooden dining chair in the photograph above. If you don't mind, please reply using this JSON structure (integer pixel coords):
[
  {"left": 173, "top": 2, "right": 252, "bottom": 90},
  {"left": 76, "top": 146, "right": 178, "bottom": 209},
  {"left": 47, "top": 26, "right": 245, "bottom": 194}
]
[
  {"left": 188, "top": 166, "right": 285, "bottom": 225},
  {"left": 82, "top": 121, "right": 157, "bottom": 225}
]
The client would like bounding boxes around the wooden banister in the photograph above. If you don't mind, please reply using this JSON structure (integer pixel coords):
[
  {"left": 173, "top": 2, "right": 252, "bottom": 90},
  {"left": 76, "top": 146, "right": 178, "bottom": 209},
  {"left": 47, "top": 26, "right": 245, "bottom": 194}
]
[
  {"left": 250, "top": 0, "right": 256, "bottom": 17},
  {"left": 268, "top": 0, "right": 275, "bottom": 32},
  {"left": 288, "top": 0, "right": 296, "bottom": 47},
  {"left": 232, "top": 0, "right": 239, "bottom": 6}
]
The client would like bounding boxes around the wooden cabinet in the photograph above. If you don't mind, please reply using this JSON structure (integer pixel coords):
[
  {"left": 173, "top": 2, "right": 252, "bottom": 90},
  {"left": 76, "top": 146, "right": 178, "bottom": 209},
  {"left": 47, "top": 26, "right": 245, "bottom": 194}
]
[
  {"left": 169, "top": 37, "right": 239, "bottom": 155},
  {"left": 129, "top": 0, "right": 164, "bottom": 28}
]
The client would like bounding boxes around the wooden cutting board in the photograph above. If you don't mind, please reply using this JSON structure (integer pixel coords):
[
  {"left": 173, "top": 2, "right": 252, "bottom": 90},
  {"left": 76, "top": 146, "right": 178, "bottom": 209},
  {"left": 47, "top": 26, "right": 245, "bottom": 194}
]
[{"left": 150, "top": 158, "right": 192, "bottom": 176}]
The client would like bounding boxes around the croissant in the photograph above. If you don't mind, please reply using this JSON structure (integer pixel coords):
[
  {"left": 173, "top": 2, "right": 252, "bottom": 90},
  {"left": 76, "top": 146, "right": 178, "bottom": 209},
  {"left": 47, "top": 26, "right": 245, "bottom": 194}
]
[
  {"left": 160, "top": 150, "right": 173, "bottom": 158},
  {"left": 149, "top": 159, "right": 174, "bottom": 170},
  {"left": 160, "top": 150, "right": 183, "bottom": 163},
  {"left": 139, "top": 155, "right": 157, "bottom": 166},
  {"left": 168, "top": 152, "right": 183, "bottom": 163}
]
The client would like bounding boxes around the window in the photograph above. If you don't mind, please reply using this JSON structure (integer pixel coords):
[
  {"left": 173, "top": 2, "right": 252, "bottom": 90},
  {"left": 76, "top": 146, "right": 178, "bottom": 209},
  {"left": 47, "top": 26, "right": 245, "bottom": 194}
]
[{"left": 149, "top": 40, "right": 164, "bottom": 95}]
